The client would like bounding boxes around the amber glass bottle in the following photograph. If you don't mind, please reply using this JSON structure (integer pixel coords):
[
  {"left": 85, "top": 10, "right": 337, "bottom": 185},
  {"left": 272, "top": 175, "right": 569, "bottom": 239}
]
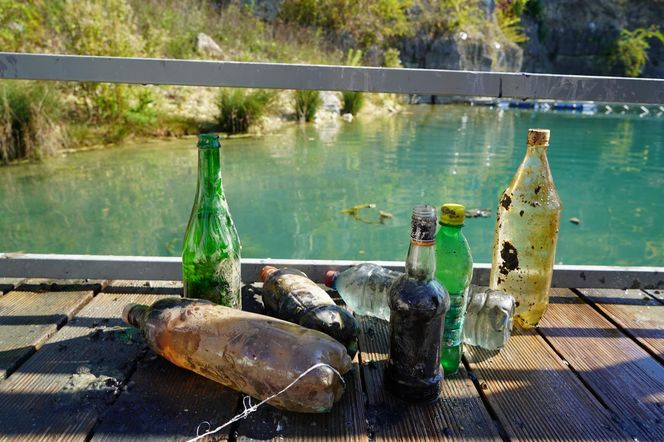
[{"left": 489, "top": 129, "right": 562, "bottom": 328}]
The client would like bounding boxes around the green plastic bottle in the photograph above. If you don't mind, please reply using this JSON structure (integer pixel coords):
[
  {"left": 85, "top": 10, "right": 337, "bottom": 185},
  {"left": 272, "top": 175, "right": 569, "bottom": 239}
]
[
  {"left": 182, "top": 134, "right": 241, "bottom": 308},
  {"left": 435, "top": 203, "right": 473, "bottom": 376}
]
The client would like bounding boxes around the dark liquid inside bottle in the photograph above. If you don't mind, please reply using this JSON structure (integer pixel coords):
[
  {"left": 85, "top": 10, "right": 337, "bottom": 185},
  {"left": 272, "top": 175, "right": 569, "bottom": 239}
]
[
  {"left": 385, "top": 276, "right": 446, "bottom": 402},
  {"left": 384, "top": 204, "right": 449, "bottom": 402}
]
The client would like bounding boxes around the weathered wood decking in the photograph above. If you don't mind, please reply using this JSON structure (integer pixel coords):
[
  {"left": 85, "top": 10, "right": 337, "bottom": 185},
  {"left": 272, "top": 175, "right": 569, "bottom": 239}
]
[{"left": 0, "top": 277, "right": 662, "bottom": 441}]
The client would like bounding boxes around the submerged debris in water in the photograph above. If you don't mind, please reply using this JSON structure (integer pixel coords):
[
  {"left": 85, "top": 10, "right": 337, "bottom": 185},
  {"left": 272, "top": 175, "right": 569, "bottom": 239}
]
[
  {"left": 465, "top": 208, "right": 492, "bottom": 218},
  {"left": 341, "top": 203, "right": 393, "bottom": 225}
]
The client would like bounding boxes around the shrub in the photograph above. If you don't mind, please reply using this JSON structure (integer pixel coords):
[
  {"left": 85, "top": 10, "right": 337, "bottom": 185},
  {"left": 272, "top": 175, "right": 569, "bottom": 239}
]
[
  {"left": 341, "top": 49, "right": 364, "bottom": 116},
  {"left": 610, "top": 26, "right": 664, "bottom": 77},
  {"left": 383, "top": 48, "right": 403, "bottom": 68},
  {"left": 416, "top": 0, "right": 485, "bottom": 38},
  {"left": 341, "top": 91, "right": 364, "bottom": 116},
  {"left": 58, "top": 0, "right": 144, "bottom": 123},
  {"left": 0, "top": 82, "right": 66, "bottom": 163},
  {"left": 496, "top": 0, "right": 529, "bottom": 44},
  {"left": 217, "top": 89, "right": 275, "bottom": 134},
  {"left": 279, "top": 0, "right": 413, "bottom": 48},
  {"left": 293, "top": 90, "right": 322, "bottom": 122},
  {"left": 0, "top": 0, "right": 42, "bottom": 51}
]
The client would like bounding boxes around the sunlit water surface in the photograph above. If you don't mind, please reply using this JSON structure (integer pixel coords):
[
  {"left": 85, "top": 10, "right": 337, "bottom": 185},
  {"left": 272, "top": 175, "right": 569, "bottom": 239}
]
[{"left": 1, "top": 105, "right": 662, "bottom": 266}]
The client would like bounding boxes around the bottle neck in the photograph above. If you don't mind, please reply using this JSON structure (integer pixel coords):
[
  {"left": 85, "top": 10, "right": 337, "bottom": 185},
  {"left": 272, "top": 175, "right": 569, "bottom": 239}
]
[
  {"left": 123, "top": 304, "right": 148, "bottom": 329},
  {"left": 405, "top": 240, "right": 436, "bottom": 281},
  {"left": 195, "top": 147, "right": 224, "bottom": 208},
  {"left": 511, "top": 144, "right": 553, "bottom": 192}
]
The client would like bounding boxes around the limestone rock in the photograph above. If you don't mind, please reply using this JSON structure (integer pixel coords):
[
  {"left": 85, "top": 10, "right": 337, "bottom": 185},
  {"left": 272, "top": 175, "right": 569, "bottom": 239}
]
[
  {"left": 521, "top": 0, "right": 664, "bottom": 78},
  {"left": 196, "top": 32, "right": 225, "bottom": 59}
]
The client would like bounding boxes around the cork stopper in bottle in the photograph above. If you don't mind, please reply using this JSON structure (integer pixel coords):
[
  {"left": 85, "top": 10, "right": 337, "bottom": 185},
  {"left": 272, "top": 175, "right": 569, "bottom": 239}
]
[{"left": 527, "top": 129, "right": 550, "bottom": 146}]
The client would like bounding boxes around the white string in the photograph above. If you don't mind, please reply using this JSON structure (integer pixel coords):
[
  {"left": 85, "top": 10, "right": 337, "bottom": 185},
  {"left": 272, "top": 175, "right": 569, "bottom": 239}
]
[{"left": 186, "top": 362, "right": 345, "bottom": 442}]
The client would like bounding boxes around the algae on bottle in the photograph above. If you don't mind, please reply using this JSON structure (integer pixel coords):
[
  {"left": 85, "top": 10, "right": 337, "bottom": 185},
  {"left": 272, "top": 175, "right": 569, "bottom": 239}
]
[
  {"left": 182, "top": 134, "right": 241, "bottom": 308},
  {"left": 489, "top": 129, "right": 561, "bottom": 328}
]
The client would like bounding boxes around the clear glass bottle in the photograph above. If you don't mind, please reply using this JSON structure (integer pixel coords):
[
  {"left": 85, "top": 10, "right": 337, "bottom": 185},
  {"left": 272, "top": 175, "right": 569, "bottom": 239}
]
[
  {"left": 489, "top": 129, "right": 562, "bottom": 328},
  {"left": 182, "top": 134, "right": 241, "bottom": 308},
  {"left": 324, "top": 263, "right": 402, "bottom": 321},
  {"left": 462, "top": 285, "right": 515, "bottom": 350},
  {"left": 435, "top": 203, "right": 473, "bottom": 376},
  {"left": 122, "top": 298, "right": 351, "bottom": 413},
  {"left": 385, "top": 205, "right": 449, "bottom": 402}
]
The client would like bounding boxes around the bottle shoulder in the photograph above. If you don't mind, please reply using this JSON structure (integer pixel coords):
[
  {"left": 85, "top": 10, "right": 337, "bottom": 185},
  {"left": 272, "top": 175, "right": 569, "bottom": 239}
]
[{"left": 389, "top": 275, "right": 449, "bottom": 313}]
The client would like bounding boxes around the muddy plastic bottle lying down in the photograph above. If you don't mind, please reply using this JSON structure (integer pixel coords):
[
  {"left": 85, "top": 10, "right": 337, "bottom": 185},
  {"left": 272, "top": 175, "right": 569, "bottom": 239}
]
[
  {"left": 123, "top": 298, "right": 352, "bottom": 413},
  {"left": 260, "top": 266, "right": 360, "bottom": 358}
]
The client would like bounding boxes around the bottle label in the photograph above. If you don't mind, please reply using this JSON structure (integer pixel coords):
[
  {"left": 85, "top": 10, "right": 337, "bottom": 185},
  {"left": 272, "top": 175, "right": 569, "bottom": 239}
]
[{"left": 443, "top": 293, "right": 466, "bottom": 347}]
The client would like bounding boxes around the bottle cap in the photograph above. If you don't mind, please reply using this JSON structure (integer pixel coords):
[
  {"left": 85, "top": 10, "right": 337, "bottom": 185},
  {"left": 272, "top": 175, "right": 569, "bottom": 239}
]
[
  {"left": 324, "top": 270, "right": 339, "bottom": 288},
  {"left": 527, "top": 129, "right": 550, "bottom": 146},
  {"left": 440, "top": 203, "right": 465, "bottom": 226},
  {"left": 197, "top": 133, "right": 221, "bottom": 149},
  {"left": 259, "top": 265, "right": 279, "bottom": 282},
  {"left": 410, "top": 204, "right": 437, "bottom": 244}
]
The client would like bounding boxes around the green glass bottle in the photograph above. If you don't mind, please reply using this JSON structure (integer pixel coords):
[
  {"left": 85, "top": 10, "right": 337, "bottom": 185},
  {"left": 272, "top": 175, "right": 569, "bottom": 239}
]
[
  {"left": 182, "top": 134, "right": 241, "bottom": 308},
  {"left": 435, "top": 203, "right": 473, "bottom": 376}
]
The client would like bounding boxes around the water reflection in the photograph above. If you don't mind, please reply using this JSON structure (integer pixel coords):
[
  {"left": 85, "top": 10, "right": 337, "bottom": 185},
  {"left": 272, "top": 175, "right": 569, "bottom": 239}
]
[{"left": 0, "top": 105, "right": 662, "bottom": 266}]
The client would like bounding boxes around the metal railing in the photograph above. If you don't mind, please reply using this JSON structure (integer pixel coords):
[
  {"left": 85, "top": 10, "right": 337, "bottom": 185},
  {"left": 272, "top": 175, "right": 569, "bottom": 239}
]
[
  {"left": 1, "top": 52, "right": 664, "bottom": 104},
  {"left": 1, "top": 52, "right": 663, "bottom": 286}
]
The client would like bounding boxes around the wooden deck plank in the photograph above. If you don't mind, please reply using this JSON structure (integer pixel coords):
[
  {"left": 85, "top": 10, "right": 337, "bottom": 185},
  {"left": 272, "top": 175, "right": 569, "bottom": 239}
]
[
  {"left": 465, "top": 326, "right": 631, "bottom": 441},
  {"left": 359, "top": 316, "right": 501, "bottom": 441},
  {"left": 91, "top": 351, "right": 240, "bottom": 442},
  {"left": 644, "top": 288, "right": 664, "bottom": 304},
  {"left": 0, "top": 279, "right": 103, "bottom": 380},
  {"left": 538, "top": 288, "right": 664, "bottom": 441},
  {"left": 235, "top": 284, "right": 368, "bottom": 441},
  {"left": 0, "top": 278, "right": 24, "bottom": 295},
  {"left": 91, "top": 277, "right": 242, "bottom": 442},
  {"left": 0, "top": 280, "right": 176, "bottom": 441},
  {"left": 577, "top": 288, "right": 664, "bottom": 361}
]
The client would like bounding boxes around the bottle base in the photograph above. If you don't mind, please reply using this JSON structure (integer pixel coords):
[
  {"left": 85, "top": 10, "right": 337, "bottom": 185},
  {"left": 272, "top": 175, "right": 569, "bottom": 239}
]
[{"left": 384, "top": 366, "right": 442, "bottom": 403}]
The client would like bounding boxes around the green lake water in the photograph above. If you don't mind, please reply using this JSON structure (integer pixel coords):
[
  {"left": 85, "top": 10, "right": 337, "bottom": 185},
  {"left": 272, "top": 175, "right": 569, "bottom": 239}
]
[{"left": 1, "top": 105, "right": 662, "bottom": 266}]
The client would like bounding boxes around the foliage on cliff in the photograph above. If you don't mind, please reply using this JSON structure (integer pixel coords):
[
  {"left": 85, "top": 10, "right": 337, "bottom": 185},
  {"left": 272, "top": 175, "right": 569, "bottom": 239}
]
[{"left": 610, "top": 27, "right": 664, "bottom": 78}]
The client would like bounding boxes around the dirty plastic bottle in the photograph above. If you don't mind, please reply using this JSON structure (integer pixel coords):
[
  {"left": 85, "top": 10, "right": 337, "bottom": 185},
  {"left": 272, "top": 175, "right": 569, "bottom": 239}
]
[
  {"left": 463, "top": 285, "right": 515, "bottom": 350},
  {"left": 435, "top": 203, "right": 473, "bottom": 376},
  {"left": 122, "top": 297, "right": 351, "bottom": 413},
  {"left": 260, "top": 266, "right": 360, "bottom": 357},
  {"left": 182, "top": 134, "right": 241, "bottom": 308},
  {"left": 385, "top": 205, "right": 449, "bottom": 402},
  {"left": 324, "top": 263, "right": 402, "bottom": 321},
  {"left": 489, "top": 129, "right": 562, "bottom": 328}
]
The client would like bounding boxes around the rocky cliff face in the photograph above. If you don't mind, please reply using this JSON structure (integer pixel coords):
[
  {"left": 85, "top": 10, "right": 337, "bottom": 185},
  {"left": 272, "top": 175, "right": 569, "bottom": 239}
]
[
  {"left": 398, "top": 32, "right": 523, "bottom": 73},
  {"left": 521, "top": 0, "right": 664, "bottom": 77}
]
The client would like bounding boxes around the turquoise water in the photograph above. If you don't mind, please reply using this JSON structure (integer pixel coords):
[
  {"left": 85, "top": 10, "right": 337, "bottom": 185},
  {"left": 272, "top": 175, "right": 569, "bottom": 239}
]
[{"left": 1, "top": 105, "right": 662, "bottom": 266}]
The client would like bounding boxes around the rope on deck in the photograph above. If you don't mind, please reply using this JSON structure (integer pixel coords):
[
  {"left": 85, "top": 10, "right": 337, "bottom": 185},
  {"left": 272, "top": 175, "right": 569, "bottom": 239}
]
[{"left": 186, "top": 363, "right": 345, "bottom": 442}]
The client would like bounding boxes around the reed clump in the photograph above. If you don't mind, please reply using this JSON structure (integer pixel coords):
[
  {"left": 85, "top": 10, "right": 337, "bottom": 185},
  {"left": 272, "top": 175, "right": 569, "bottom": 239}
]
[
  {"left": 293, "top": 90, "right": 322, "bottom": 122},
  {"left": 217, "top": 89, "right": 276, "bottom": 135},
  {"left": 0, "top": 82, "right": 66, "bottom": 164}
]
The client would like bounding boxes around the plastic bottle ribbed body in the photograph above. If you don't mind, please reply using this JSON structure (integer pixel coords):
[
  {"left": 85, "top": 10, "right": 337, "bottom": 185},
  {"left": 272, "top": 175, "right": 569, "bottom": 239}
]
[
  {"left": 489, "top": 129, "right": 561, "bottom": 328},
  {"left": 331, "top": 263, "right": 401, "bottom": 321},
  {"left": 462, "top": 286, "right": 515, "bottom": 350}
]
